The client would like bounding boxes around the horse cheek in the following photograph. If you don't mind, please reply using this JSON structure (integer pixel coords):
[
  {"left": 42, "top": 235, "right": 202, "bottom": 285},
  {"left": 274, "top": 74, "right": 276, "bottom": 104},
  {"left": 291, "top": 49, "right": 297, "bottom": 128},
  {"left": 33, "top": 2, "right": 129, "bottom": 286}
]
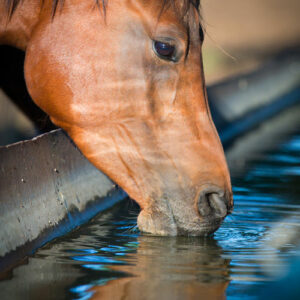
[{"left": 24, "top": 40, "right": 73, "bottom": 128}]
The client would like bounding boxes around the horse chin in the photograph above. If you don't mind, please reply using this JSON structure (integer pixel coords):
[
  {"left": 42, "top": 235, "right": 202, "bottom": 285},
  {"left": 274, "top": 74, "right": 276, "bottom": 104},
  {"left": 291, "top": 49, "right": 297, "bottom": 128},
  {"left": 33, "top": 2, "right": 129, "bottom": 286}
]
[
  {"left": 137, "top": 209, "right": 178, "bottom": 236},
  {"left": 137, "top": 209, "right": 224, "bottom": 237}
]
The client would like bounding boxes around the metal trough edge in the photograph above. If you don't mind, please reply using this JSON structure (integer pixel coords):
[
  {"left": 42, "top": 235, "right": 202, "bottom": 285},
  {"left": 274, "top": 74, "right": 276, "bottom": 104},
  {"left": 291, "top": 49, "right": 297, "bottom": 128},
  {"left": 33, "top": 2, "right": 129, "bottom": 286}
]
[
  {"left": 1, "top": 52, "right": 299, "bottom": 273},
  {"left": 0, "top": 130, "right": 127, "bottom": 272}
]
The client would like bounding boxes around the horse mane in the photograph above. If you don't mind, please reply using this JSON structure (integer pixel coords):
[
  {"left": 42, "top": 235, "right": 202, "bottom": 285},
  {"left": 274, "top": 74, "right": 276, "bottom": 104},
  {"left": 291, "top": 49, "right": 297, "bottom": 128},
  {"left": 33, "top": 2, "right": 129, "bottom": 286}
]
[
  {"left": 4, "top": 0, "right": 200, "bottom": 18},
  {"left": 4, "top": 0, "right": 107, "bottom": 17}
]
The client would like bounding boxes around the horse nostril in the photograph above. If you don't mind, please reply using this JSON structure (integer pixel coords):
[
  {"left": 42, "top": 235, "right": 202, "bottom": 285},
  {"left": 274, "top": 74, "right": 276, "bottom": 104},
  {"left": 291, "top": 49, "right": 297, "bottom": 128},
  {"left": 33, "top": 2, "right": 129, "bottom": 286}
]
[
  {"left": 208, "top": 193, "right": 228, "bottom": 218},
  {"left": 197, "top": 187, "right": 228, "bottom": 219}
]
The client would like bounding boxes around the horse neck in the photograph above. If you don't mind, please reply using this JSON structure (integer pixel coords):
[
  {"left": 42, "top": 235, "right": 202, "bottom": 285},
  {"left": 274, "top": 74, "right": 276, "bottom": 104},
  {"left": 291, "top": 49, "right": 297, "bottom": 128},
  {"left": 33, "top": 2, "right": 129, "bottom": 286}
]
[{"left": 0, "top": 0, "right": 41, "bottom": 50}]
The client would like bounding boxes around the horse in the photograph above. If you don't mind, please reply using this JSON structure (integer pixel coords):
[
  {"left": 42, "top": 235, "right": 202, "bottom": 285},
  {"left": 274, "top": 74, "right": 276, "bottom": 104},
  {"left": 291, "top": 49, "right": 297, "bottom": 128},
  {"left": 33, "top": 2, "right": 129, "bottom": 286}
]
[{"left": 0, "top": 0, "right": 233, "bottom": 236}]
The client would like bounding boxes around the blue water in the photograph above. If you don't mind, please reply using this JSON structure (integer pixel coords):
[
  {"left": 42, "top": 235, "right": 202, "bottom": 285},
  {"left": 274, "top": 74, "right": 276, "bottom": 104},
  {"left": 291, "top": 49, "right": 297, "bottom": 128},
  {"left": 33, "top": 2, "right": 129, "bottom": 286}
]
[{"left": 1, "top": 130, "right": 300, "bottom": 300}]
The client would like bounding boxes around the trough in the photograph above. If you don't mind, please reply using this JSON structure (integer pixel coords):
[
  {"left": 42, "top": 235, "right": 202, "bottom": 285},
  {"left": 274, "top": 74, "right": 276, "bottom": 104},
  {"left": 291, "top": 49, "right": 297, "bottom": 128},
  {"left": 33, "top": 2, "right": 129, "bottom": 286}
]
[{"left": 0, "top": 52, "right": 299, "bottom": 273}]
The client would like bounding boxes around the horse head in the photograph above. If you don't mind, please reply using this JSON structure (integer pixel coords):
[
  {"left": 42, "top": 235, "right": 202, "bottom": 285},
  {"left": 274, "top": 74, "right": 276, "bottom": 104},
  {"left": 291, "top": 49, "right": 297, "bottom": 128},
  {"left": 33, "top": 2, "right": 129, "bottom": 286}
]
[{"left": 4, "top": 0, "right": 233, "bottom": 235}]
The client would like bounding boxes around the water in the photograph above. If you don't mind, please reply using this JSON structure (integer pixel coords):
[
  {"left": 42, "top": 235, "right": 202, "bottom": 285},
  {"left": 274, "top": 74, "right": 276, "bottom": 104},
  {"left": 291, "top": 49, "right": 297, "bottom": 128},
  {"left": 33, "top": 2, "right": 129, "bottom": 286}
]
[{"left": 1, "top": 130, "right": 300, "bottom": 299}]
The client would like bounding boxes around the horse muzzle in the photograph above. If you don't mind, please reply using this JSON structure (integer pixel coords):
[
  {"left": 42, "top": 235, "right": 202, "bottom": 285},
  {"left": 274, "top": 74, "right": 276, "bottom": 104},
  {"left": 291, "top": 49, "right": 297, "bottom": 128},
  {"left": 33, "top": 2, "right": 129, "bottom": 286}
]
[{"left": 137, "top": 185, "right": 233, "bottom": 236}]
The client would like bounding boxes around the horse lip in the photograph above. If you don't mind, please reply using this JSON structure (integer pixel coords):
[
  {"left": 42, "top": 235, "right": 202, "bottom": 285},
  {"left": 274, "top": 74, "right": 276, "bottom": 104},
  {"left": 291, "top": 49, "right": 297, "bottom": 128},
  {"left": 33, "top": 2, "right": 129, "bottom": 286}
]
[
  {"left": 137, "top": 208, "right": 178, "bottom": 236},
  {"left": 137, "top": 206, "right": 225, "bottom": 237}
]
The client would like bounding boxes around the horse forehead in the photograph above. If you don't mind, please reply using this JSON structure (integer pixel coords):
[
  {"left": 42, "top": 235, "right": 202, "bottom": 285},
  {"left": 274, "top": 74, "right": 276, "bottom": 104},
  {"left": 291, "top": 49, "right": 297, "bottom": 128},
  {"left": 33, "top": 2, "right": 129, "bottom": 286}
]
[
  {"left": 125, "top": 0, "right": 194, "bottom": 18},
  {"left": 121, "top": 0, "right": 196, "bottom": 33}
]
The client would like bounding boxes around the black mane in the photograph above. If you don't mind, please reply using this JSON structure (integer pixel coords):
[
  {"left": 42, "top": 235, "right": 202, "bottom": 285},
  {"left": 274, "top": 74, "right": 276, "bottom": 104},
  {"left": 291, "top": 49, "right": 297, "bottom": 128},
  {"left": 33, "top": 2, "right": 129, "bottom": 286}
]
[
  {"left": 4, "top": 0, "right": 200, "bottom": 18},
  {"left": 4, "top": 0, "right": 107, "bottom": 17}
]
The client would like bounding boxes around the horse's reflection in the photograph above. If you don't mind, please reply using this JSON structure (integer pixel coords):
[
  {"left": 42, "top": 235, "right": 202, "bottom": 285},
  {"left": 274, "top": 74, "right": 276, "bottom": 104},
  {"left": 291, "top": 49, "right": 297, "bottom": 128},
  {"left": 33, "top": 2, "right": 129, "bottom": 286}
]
[{"left": 88, "top": 236, "right": 230, "bottom": 300}]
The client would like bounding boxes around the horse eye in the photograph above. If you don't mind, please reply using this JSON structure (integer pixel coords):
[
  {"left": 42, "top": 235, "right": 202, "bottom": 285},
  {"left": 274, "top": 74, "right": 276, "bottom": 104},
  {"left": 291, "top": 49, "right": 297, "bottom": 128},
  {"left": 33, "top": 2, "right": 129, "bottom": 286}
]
[{"left": 153, "top": 41, "right": 176, "bottom": 61}]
